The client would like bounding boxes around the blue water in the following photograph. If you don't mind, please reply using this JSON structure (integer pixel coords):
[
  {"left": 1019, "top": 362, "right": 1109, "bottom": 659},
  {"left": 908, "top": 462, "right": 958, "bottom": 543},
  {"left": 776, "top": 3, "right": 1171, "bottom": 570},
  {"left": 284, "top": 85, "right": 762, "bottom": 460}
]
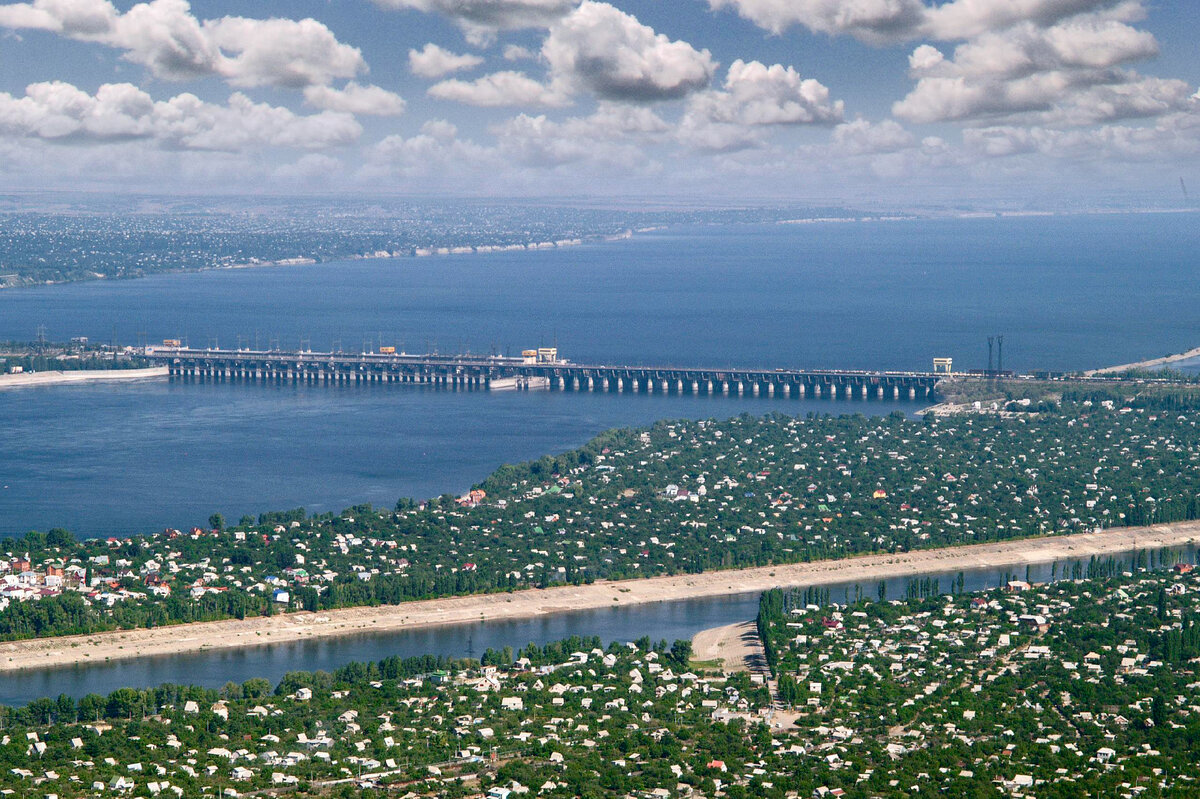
[
  {"left": 0, "top": 212, "right": 1197, "bottom": 702},
  {"left": 2, "top": 546, "right": 1191, "bottom": 705},
  {"left": 3, "top": 214, "right": 1197, "bottom": 372},
  {"left": 1, "top": 214, "right": 1198, "bottom": 537},
  {"left": 0, "top": 381, "right": 889, "bottom": 537}
]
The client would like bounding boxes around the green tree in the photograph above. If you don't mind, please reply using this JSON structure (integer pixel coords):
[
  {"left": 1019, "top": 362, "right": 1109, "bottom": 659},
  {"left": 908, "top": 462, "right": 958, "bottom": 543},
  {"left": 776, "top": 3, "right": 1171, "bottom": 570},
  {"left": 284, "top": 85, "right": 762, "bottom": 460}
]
[
  {"left": 46, "top": 528, "right": 75, "bottom": 548},
  {"left": 670, "top": 639, "right": 693, "bottom": 667}
]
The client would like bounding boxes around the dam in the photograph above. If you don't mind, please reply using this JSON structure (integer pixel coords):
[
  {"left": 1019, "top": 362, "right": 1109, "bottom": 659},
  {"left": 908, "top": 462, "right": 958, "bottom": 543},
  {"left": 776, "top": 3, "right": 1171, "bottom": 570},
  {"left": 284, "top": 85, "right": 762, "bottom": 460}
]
[{"left": 143, "top": 345, "right": 943, "bottom": 400}]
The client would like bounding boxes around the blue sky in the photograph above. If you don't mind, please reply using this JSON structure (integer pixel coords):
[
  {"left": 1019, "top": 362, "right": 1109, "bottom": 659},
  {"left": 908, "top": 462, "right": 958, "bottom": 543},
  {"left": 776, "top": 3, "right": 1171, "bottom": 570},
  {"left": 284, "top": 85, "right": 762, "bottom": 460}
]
[{"left": 0, "top": 0, "right": 1196, "bottom": 205}]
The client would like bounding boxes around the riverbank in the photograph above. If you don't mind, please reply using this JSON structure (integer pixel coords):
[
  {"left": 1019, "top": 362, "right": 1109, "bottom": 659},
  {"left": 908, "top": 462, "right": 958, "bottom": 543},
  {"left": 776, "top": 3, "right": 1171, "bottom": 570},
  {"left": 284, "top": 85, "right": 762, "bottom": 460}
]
[
  {"left": 0, "top": 367, "right": 168, "bottom": 390},
  {"left": 1085, "top": 345, "right": 1200, "bottom": 375},
  {"left": 691, "top": 621, "right": 760, "bottom": 673},
  {"left": 2, "top": 521, "right": 1197, "bottom": 673}
]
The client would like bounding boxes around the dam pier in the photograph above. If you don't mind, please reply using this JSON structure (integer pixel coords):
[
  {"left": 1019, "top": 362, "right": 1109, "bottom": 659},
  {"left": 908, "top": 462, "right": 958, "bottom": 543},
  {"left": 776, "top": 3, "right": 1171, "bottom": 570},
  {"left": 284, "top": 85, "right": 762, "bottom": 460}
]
[{"left": 144, "top": 345, "right": 942, "bottom": 401}]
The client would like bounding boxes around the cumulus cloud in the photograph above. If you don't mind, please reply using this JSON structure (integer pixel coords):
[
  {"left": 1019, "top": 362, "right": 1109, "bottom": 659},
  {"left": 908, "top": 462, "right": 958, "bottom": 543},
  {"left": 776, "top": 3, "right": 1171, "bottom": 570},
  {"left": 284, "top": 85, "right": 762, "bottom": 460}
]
[
  {"left": 0, "top": 80, "right": 362, "bottom": 150},
  {"left": 831, "top": 118, "right": 916, "bottom": 154},
  {"left": 963, "top": 112, "right": 1200, "bottom": 162},
  {"left": 489, "top": 102, "right": 668, "bottom": 166},
  {"left": 894, "top": 14, "right": 1190, "bottom": 124},
  {"left": 428, "top": 70, "right": 567, "bottom": 106},
  {"left": 0, "top": 0, "right": 365, "bottom": 88},
  {"left": 303, "top": 83, "right": 407, "bottom": 116},
  {"left": 910, "top": 17, "right": 1157, "bottom": 81},
  {"left": 705, "top": 0, "right": 1126, "bottom": 44},
  {"left": 373, "top": 0, "right": 576, "bottom": 42},
  {"left": 923, "top": 0, "right": 1136, "bottom": 41},
  {"left": 204, "top": 15, "right": 365, "bottom": 88},
  {"left": 680, "top": 60, "right": 844, "bottom": 151},
  {"left": 543, "top": 1, "right": 715, "bottom": 102},
  {"left": 688, "top": 60, "right": 843, "bottom": 126},
  {"left": 408, "top": 42, "right": 484, "bottom": 78},
  {"left": 706, "top": 0, "right": 927, "bottom": 43},
  {"left": 503, "top": 44, "right": 536, "bottom": 61},
  {"left": 367, "top": 119, "right": 495, "bottom": 180}
]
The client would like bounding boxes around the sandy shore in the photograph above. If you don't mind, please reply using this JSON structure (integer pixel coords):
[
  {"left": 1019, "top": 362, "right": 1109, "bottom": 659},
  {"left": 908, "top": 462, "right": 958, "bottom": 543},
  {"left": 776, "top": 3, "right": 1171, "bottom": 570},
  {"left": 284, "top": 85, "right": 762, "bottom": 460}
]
[
  {"left": 1085, "top": 345, "right": 1200, "bottom": 375},
  {"left": 0, "top": 367, "right": 168, "bottom": 390},
  {"left": 2, "top": 521, "right": 1197, "bottom": 673},
  {"left": 691, "top": 621, "right": 760, "bottom": 673}
]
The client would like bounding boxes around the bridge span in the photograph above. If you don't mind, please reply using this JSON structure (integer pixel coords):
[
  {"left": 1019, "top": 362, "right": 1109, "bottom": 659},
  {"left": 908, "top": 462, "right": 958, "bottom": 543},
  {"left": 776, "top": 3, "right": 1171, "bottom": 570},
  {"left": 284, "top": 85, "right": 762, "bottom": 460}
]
[{"left": 143, "top": 347, "right": 942, "bottom": 401}]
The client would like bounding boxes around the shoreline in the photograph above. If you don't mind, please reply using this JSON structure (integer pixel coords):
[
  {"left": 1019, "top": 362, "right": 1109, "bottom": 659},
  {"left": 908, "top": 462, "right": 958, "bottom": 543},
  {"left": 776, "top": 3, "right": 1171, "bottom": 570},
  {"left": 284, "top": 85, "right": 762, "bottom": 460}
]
[
  {"left": 1085, "top": 345, "right": 1200, "bottom": 375},
  {"left": 2, "top": 521, "right": 1197, "bottom": 674},
  {"left": 0, "top": 367, "right": 169, "bottom": 390},
  {"left": 0, "top": 231, "right": 635, "bottom": 291}
]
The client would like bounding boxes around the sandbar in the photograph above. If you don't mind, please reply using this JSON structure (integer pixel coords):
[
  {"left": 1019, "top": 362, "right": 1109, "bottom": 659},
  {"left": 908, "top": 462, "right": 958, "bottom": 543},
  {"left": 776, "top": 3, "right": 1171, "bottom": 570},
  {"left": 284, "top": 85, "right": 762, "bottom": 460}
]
[{"left": 1, "top": 520, "right": 1197, "bottom": 673}]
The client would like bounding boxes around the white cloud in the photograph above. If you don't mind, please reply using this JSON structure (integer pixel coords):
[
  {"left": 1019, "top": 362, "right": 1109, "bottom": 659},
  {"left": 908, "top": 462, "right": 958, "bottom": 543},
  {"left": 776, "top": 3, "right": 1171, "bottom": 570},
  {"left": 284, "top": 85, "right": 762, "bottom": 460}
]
[
  {"left": 705, "top": 0, "right": 1125, "bottom": 43},
  {"left": 0, "top": 0, "right": 365, "bottom": 88},
  {"left": 503, "top": 44, "right": 536, "bottom": 61},
  {"left": 543, "top": 1, "right": 715, "bottom": 102},
  {"left": 0, "top": 80, "right": 362, "bottom": 150},
  {"left": 963, "top": 112, "right": 1200, "bottom": 162},
  {"left": 688, "top": 60, "right": 843, "bottom": 126},
  {"left": 373, "top": 0, "right": 577, "bottom": 42},
  {"left": 680, "top": 60, "right": 843, "bottom": 152},
  {"left": 894, "top": 14, "right": 1190, "bottom": 125},
  {"left": 706, "top": 0, "right": 927, "bottom": 43},
  {"left": 303, "top": 83, "right": 407, "bottom": 116},
  {"left": 428, "top": 70, "right": 567, "bottom": 106},
  {"left": 366, "top": 119, "right": 494, "bottom": 180},
  {"left": 910, "top": 17, "right": 1157, "bottom": 81},
  {"left": 203, "top": 15, "right": 365, "bottom": 89},
  {"left": 923, "top": 0, "right": 1134, "bottom": 41},
  {"left": 832, "top": 118, "right": 916, "bottom": 154},
  {"left": 489, "top": 104, "right": 666, "bottom": 171},
  {"left": 408, "top": 42, "right": 484, "bottom": 78}
]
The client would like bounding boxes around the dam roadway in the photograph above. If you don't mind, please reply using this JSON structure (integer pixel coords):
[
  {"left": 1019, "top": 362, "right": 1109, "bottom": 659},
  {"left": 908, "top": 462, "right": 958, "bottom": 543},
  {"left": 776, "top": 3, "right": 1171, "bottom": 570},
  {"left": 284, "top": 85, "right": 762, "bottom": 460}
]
[{"left": 143, "top": 346, "right": 943, "bottom": 400}]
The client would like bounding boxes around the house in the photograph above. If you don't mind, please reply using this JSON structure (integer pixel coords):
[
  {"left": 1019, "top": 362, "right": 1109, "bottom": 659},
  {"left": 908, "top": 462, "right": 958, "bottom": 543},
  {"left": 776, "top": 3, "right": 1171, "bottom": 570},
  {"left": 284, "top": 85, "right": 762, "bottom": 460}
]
[
  {"left": 108, "top": 776, "right": 135, "bottom": 792},
  {"left": 1019, "top": 614, "right": 1050, "bottom": 633}
]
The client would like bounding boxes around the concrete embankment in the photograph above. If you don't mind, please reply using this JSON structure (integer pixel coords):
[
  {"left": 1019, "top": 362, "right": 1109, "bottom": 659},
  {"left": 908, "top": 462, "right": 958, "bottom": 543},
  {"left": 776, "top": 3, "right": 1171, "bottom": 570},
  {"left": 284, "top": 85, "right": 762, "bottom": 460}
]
[
  {"left": 1085, "top": 345, "right": 1200, "bottom": 375},
  {"left": 0, "top": 367, "right": 169, "bottom": 390}
]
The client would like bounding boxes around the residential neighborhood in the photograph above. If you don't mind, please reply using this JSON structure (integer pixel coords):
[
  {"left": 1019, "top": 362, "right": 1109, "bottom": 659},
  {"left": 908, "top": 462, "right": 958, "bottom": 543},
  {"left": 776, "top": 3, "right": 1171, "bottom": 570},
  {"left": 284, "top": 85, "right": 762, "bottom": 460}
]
[
  {"left": 4, "top": 563, "right": 1200, "bottom": 796},
  {"left": 5, "top": 396, "right": 1200, "bottom": 643}
]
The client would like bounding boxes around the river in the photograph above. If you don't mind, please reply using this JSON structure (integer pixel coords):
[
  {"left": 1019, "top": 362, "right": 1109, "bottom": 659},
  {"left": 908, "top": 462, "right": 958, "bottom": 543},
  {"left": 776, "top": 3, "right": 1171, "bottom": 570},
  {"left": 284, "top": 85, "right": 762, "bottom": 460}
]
[
  {"left": 2, "top": 212, "right": 1199, "bottom": 701},
  {"left": 3, "top": 545, "right": 1192, "bottom": 705},
  {"left": 2, "top": 214, "right": 1199, "bottom": 538}
]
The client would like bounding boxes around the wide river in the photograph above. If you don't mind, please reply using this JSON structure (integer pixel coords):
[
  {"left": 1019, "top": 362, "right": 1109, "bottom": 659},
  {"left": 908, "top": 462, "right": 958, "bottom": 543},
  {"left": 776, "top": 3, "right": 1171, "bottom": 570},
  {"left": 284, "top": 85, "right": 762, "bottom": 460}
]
[
  {"left": 1, "top": 212, "right": 1198, "bottom": 700},
  {"left": 2, "top": 213, "right": 1198, "bottom": 538}
]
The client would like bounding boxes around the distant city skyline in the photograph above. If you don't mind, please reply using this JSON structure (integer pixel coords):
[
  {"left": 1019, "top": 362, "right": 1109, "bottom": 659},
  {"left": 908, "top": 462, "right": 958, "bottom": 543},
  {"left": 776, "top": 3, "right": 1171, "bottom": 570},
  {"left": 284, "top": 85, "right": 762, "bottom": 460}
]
[{"left": 0, "top": 0, "right": 1196, "bottom": 205}]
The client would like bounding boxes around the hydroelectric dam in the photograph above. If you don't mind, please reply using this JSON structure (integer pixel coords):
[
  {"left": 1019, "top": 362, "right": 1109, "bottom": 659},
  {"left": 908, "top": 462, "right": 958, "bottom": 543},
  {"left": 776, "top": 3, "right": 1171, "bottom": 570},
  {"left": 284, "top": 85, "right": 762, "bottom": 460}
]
[{"left": 143, "top": 345, "right": 945, "bottom": 401}]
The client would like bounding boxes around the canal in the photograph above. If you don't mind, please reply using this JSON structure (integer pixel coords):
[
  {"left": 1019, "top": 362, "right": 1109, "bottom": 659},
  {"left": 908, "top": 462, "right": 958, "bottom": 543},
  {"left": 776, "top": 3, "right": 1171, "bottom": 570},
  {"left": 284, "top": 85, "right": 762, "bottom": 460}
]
[{"left": 3, "top": 544, "right": 1193, "bottom": 705}]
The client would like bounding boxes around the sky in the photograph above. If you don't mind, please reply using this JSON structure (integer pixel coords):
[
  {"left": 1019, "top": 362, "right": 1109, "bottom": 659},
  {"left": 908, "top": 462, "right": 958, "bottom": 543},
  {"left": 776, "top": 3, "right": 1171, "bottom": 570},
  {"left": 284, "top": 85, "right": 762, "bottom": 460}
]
[{"left": 0, "top": 0, "right": 1196, "bottom": 205}]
